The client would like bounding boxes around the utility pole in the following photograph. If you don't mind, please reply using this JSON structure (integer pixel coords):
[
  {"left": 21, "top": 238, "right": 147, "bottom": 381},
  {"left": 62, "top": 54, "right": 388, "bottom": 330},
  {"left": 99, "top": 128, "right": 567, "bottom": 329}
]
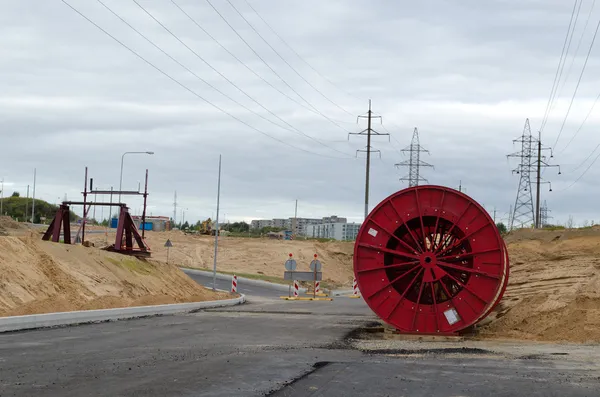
[
  {"left": 493, "top": 207, "right": 497, "bottom": 223},
  {"left": 458, "top": 180, "right": 462, "bottom": 192},
  {"left": 293, "top": 199, "right": 298, "bottom": 236},
  {"left": 31, "top": 168, "right": 36, "bottom": 223},
  {"left": 25, "top": 185, "right": 29, "bottom": 222},
  {"left": 396, "top": 128, "right": 433, "bottom": 187},
  {"left": 173, "top": 190, "right": 178, "bottom": 226},
  {"left": 508, "top": 119, "right": 560, "bottom": 229},
  {"left": 0, "top": 177, "right": 4, "bottom": 216},
  {"left": 212, "top": 155, "right": 222, "bottom": 291},
  {"left": 535, "top": 130, "right": 560, "bottom": 228},
  {"left": 349, "top": 100, "right": 387, "bottom": 219},
  {"left": 108, "top": 186, "right": 113, "bottom": 226}
]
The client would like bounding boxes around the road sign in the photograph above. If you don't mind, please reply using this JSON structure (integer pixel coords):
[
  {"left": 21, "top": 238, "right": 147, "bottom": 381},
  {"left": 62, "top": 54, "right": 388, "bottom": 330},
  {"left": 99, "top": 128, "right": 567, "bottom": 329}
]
[
  {"left": 284, "top": 259, "right": 297, "bottom": 271},
  {"left": 284, "top": 271, "right": 322, "bottom": 281},
  {"left": 309, "top": 259, "right": 322, "bottom": 272},
  {"left": 164, "top": 239, "right": 173, "bottom": 248}
]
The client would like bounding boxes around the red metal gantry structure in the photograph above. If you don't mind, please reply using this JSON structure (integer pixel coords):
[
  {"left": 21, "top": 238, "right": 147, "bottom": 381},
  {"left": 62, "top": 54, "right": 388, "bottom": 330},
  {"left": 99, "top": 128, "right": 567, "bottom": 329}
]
[
  {"left": 353, "top": 185, "right": 509, "bottom": 335},
  {"left": 42, "top": 167, "right": 151, "bottom": 257}
]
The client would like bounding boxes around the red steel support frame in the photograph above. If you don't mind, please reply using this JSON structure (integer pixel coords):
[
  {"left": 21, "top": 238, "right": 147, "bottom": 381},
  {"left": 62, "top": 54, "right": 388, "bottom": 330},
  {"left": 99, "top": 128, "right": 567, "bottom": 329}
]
[{"left": 42, "top": 167, "right": 151, "bottom": 257}]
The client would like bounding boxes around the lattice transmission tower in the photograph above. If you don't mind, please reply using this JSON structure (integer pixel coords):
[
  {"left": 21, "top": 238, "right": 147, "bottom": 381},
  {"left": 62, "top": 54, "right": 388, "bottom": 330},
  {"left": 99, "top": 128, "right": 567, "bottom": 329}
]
[
  {"left": 507, "top": 119, "right": 560, "bottom": 230},
  {"left": 507, "top": 119, "right": 535, "bottom": 230},
  {"left": 540, "top": 201, "right": 552, "bottom": 227},
  {"left": 395, "top": 128, "right": 433, "bottom": 186}
]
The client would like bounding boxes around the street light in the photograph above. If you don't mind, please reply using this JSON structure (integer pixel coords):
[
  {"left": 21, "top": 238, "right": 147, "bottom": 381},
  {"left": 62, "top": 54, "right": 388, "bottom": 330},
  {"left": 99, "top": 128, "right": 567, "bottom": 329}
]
[
  {"left": 181, "top": 208, "right": 189, "bottom": 228},
  {"left": 119, "top": 151, "right": 154, "bottom": 202}
]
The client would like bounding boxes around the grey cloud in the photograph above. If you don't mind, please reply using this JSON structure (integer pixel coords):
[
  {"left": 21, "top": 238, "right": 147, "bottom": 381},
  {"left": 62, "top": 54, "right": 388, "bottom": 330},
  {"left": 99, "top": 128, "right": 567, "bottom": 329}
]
[{"left": 1, "top": 0, "right": 598, "bottom": 227}]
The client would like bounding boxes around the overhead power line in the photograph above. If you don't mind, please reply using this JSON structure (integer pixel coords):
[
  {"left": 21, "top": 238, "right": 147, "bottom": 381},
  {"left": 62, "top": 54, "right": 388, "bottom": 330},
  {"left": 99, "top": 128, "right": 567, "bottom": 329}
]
[
  {"left": 558, "top": 147, "right": 600, "bottom": 191},
  {"left": 61, "top": 0, "right": 347, "bottom": 159},
  {"left": 552, "top": 15, "right": 600, "bottom": 150},
  {"left": 130, "top": 0, "right": 353, "bottom": 158},
  {"left": 569, "top": 142, "right": 600, "bottom": 173},
  {"left": 242, "top": 0, "right": 362, "bottom": 104},
  {"left": 170, "top": 1, "right": 351, "bottom": 131},
  {"left": 540, "top": 0, "right": 579, "bottom": 134},
  {"left": 223, "top": 0, "right": 354, "bottom": 117},
  {"left": 555, "top": 0, "right": 596, "bottom": 105},
  {"left": 225, "top": 0, "right": 353, "bottom": 117},
  {"left": 546, "top": 0, "right": 584, "bottom": 120},
  {"left": 559, "top": 91, "right": 600, "bottom": 155},
  {"left": 204, "top": 0, "right": 353, "bottom": 135}
]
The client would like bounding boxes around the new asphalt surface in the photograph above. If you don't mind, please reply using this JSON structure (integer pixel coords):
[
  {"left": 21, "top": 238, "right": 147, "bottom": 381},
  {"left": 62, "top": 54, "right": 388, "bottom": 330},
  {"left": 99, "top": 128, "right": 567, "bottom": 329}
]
[{"left": 0, "top": 271, "right": 598, "bottom": 396}]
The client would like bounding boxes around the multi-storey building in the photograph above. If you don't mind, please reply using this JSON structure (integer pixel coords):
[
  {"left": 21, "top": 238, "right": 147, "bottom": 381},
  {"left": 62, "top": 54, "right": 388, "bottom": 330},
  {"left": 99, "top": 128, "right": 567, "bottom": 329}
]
[
  {"left": 251, "top": 215, "right": 349, "bottom": 236},
  {"left": 306, "top": 222, "right": 361, "bottom": 241},
  {"left": 250, "top": 219, "right": 274, "bottom": 230}
]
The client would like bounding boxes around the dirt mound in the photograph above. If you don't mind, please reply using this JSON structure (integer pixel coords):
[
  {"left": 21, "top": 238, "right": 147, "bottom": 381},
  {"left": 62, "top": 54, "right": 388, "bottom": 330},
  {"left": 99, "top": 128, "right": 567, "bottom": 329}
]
[
  {"left": 0, "top": 235, "right": 230, "bottom": 317},
  {"left": 482, "top": 228, "right": 600, "bottom": 342},
  {"left": 0, "top": 216, "right": 24, "bottom": 236}
]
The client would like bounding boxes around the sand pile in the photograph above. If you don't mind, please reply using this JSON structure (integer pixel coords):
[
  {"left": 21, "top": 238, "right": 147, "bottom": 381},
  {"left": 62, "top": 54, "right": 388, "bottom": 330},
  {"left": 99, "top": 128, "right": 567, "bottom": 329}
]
[
  {"left": 0, "top": 235, "right": 230, "bottom": 317},
  {"left": 482, "top": 227, "right": 600, "bottom": 342},
  {"left": 0, "top": 216, "right": 24, "bottom": 236},
  {"left": 87, "top": 231, "right": 355, "bottom": 286}
]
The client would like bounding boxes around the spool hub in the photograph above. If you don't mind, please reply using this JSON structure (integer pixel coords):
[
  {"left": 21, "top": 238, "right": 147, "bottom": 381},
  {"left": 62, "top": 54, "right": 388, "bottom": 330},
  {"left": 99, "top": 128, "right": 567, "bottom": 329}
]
[{"left": 354, "top": 185, "right": 509, "bottom": 334}]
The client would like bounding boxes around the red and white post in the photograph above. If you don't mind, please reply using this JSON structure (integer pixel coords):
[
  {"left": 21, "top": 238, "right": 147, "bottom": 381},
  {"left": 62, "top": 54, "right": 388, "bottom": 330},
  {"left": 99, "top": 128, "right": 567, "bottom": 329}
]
[
  {"left": 293, "top": 280, "right": 299, "bottom": 297},
  {"left": 231, "top": 274, "right": 238, "bottom": 293},
  {"left": 350, "top": 277, "right": 360, "bottom": 298},
  {"left": 314, "top": 280, "right": 321, "bottom": 294}
]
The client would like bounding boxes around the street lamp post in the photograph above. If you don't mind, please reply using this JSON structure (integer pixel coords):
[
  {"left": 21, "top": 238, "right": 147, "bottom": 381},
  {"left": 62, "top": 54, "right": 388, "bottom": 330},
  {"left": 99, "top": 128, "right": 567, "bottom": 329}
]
[{"left": 119, "top": 151, "right": 154, "bottom": 203}]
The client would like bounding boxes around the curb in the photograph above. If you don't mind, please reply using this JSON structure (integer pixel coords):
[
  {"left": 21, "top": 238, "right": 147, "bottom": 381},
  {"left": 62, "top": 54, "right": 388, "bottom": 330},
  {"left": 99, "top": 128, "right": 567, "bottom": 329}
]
[
  {"left": 181, "top": 268, "right": 308, "bottom": 293},
  {"left": 0, "top": 294, "right": 245, "bottom": 333},
  {"left": 331, "top": 289, "right": 354, "bottom": 296}
]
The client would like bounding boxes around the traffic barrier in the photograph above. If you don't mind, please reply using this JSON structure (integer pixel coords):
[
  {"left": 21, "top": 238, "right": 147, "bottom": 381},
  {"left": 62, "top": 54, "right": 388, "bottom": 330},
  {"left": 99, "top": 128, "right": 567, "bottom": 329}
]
[
  {"left": 293, "top": 280, "right": 299, "bottom": 297},
  {"left": 315, "top": 281, "right": 321, "bottom": 294},
  {"left": 231, "top": 275, "right": 238, "bottom": 293},
  {"left": 349, "top": 277, "right": 361, "bottom": 298}
]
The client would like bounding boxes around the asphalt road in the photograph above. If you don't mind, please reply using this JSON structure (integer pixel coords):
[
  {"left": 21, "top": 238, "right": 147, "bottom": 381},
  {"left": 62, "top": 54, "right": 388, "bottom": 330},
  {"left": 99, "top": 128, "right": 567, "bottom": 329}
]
[
  {"left": 0, "top": 273, "right": 598, "bottom": 396},
  {"left": 182, "top": 270, "right": 284, "bottom": 298}
]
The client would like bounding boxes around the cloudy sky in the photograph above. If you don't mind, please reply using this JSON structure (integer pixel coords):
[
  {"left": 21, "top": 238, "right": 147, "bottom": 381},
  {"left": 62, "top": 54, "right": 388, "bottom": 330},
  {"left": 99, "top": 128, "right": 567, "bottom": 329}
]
[{"left": 1, "top": 0, "right": 599, "bottom": 226}]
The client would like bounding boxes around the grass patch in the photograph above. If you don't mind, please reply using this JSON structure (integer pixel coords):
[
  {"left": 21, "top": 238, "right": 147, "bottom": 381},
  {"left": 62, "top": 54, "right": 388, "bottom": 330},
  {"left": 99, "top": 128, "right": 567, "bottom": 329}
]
[
  {"left": 542, "top": 225, "right": 566, "bottom": 231},
  {"left": 181, "top": 266, "right": 287, "bottom": 284},
  {"left": 107, "top": 256, "right": 152, "bottom": 275}
]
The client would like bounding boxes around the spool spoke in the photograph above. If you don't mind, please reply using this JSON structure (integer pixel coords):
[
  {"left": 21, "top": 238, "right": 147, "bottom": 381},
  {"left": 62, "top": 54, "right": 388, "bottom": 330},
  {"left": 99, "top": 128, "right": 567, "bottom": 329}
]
[
  {"left": 368, "top": 217, "right": 420, "bottom": 254},
  {"left": 365, "top": 265, "right": 420, "bottom": 299},
  {"left": 437, "top": 220, "right": 490, "bottom": 257},
  {"left": 357, "top": 243, "right": 420, "bottom": 260},
  {"left": 430, "top": 281, "right": 439, "bottom": 331},
  {"left": 414, "top": 188, "right": 429, "bottom": 251},
  {"left": 438, "top": 247, "right": 501, "bottom": 262},
  {"left": 432, "top": 190, "right": 446, "bottom": 251},
  {"left": 440, "top": 270, "right": 489, "bottom": 304},
  {"left": 433, "top": 202, "right": 472, "bottom": 254},
  {"left": 388, "top": 199, "right": 425, "bottom": 253},
  {"left": 437, "top": 261, "right": 500, "bottom": 279},
  {"left": 411, "top": 279, "right": 426, "bottom": 330},
  {"left": 357, "top": 260, "right": 420, "bottom": 274},
  {"left": 386, "top": 268, "right": 424, "bottom": 320}
]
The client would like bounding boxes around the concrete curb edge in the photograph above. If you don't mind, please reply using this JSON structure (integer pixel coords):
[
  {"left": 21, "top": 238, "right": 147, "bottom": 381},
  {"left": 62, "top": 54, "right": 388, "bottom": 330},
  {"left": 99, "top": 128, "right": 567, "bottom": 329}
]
[
  {"left": 331, "top": 289, "right": 354, "bottom": 296},
  {"left": 0, "top": 294, "right": 245, "bottom": 333},
  {"left": 181, "top": 268, "right": 308, "bottom": 293}
]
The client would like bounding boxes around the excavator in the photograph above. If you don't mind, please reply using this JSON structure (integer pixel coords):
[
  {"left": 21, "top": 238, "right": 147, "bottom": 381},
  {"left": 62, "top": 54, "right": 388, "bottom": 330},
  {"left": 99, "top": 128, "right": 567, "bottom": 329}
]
[{"left": 199, "top": 218, "right": 213, "bottom": 235}]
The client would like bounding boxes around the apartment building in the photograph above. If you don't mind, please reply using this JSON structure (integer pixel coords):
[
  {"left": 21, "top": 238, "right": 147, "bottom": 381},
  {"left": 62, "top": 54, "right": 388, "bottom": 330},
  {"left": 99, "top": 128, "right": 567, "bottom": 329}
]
[
  {"left": 306, "top": 222, "right": 362, "bottom": 241},
  {"left": 251, "top": 215, "right": 349, "bottom": 236}
]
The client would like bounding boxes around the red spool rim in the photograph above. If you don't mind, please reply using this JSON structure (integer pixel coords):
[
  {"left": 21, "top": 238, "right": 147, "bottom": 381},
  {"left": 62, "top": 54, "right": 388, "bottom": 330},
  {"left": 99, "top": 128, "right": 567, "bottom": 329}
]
[{"left": 354, "top": 185, "right": 509, "bottom": 334}]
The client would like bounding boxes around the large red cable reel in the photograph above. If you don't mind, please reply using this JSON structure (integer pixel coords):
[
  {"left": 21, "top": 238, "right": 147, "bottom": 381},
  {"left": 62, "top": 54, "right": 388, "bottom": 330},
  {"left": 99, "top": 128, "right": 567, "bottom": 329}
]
[{"left": 354, "top": 185, "right": 509, "bottom": 334}]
